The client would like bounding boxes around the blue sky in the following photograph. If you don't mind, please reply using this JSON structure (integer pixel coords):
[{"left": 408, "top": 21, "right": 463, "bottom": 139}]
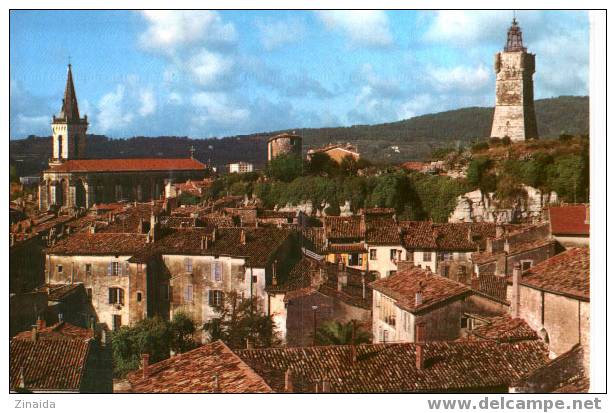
[{"left": 10, "top": 10, "right": 589, "bottom": 139}]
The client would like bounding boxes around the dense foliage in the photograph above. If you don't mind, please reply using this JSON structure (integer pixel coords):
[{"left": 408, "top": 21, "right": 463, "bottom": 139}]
[
  {"left": 111, "top": 312, "right": 198, "bottom": 378},
  {"left": 314, "top": 320, "right": 372, "bottom": 346},
  {"left": 203, "top": 292, "right": 281, "bottom": 349}
]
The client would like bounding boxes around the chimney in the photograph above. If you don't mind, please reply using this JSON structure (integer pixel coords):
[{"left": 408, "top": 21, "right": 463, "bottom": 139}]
[
  {"left": 240, "top": 229, "right": 246, "bottom": 245},
  {"left": 213, "top": 373, "right": 220, "bottom": 392},
  {"left": 467, "top": 228, "right": 473, "bottom": 243},
  {"left": 415, "top": 291, "right": 423, "bottom": 306},
  {"left": 89, "top": 224, "right": 96, "bottom": 234},
  {"left": 471, "top": 276, "right": 480, "bottom": 290},
  {"left": 18, "top": 367, "right": 26, "bottom": 389},
  {"left": 31, "top": 326, "right": 38, "bottom": 342},
  {"left": 321, "top": 379, "right": 331, "bottom": 393},
  {"left": 415, "top": 322, "right": 426, "bottom": 369},
  {"left": 415, "top": 344, "right": 424, "bottom": 370},
  {"left": 284, "top": 368, "right": 294, "bottom": 392},
  {"left": 246, "top": 337, "right": 253, "bottom": 349},
  {"left": 212, "top": 228, "right": 217, "bottom": 243},
  {"left": 141, "top": 354, "right": 150, "bottom": 379},
  {"left": 511, "top": 263, "right": 521, "bottom": 318},
  {"left": 361, "top": 275, "right": 366, "bottom": 300},
  {"left": 350, "top": 321, "right": 357, "bottom": 364},
  {"left": 36, "top": 318, "right": 46, "bottom": 331},
  {"left": 337, "top": 271, "right": 348, "bottom": 292},
  {"left": 504, "top": 239, "right": 510, "bottom": 254}
]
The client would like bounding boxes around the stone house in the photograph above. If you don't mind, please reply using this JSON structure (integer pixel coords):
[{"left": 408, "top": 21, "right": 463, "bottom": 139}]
[
  {"left": 44, "top": 229, "right": 160, "bottom": 331},
  {"left": 370, "top": 267, "right": 471, "bottom": 343},
  {"left": 363, "top": 208, "right": 405, "bottom": 278},
  {"left": 306, "top": 143, "right": 360, "bottom": 164},
  {"left": 471, "top": 223, "right": 560, "bottom": 277},
  {"left": 322, "top": 215, "right": 368, "bottom": 272},
  {"left": 153, "top": 226, "right": 299, "bottom": 340},
  {"left": 507, "top": 248, "right": 590, "bottom": 370}
]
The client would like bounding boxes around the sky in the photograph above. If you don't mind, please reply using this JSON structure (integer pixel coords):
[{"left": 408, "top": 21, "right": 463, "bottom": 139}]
[{"left": 9, "top": 10, "right": 589, "bottom": 139}]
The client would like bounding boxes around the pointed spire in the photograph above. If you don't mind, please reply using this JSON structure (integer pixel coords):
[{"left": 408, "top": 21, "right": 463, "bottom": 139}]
[{"left": 59, "top": 63, "right": 81, "bottom": 121}]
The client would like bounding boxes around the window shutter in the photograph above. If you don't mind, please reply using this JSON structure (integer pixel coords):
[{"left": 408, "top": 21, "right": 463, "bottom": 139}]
[
  {"left": 119, "top": 289, "right": 125, "bottom": 305},
  {"left": 107, "top": 262, "right": 112, "bottom": 276},
  {"left": 208, "top": 290, "right": 214, "bottom": 306},
  {"left": 124, "top": 262, "right": 130, "bottom": 276},
  {"left": 108, "top": 288, "right": 114, "bottom": 304}
]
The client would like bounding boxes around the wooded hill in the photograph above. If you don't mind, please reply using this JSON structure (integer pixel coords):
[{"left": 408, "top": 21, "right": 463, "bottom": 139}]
[{"left": 10, "top": 96, "right": 588, "bottom": 177}]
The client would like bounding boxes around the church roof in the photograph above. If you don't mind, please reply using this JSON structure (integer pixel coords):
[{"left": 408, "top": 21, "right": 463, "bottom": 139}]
[
  {"left": 55, "top": 64, "right": 83, "bottom": 122},
  {"left": 46, "top": 157, "right": 207, "bottom": 173}
]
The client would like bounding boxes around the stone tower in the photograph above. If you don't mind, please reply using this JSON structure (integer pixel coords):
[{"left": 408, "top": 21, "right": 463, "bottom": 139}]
[
  {"left": 490, "top": 18, "right": 538, "bottom": 141},
  {"left": 50, "top": 64, "right": 88, "bottom": 165}
]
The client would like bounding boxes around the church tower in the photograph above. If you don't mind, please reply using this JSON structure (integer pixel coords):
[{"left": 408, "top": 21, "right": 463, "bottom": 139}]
[
  {"left": 50, "top": 64, "right": 88, "bottom": 165},
  {"left": 490, "top": 18, "right": 538, "bottom": 141}
]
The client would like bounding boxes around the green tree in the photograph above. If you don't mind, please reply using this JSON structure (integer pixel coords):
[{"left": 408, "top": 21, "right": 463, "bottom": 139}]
[
  {"left": 547, "top": 154, "right": 588, "bottom": 203},
  {"left": 203, "top": 292, "right": 281, "bottom": 349},
  {"left": 169, "top": 311, "right": 198, "bottom": 354},
  {"left": 466, "top": 157, "right": 497, "bottom": 198},
  {"left": 314, "top": 320, "right": 371, "bottom": 346},
  {"left": 306, "top": 152, "right": 338, "bottom": 176},
  {"left": 266, "top": 154, "right": 304, "bottom": 182}
]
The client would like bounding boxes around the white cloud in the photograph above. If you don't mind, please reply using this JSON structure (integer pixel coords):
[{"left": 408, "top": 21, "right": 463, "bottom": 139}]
[
  {"left": 191, "top": 92, "right": 250, "bottom": 125},
  {"left": 315, "top": 11, "right": 393, "bottom": 47},
  {"left": 430, "top": 64, "right": 491, "bottom": 93},
  {"left": 256, "top": 17, "right": 306, "bottom": 51},
  {"left": 138, "top": 88, "right": 157, "bottom": 116},
  {"left": 96, "top": 85, "right": 134, "bottom": 133},
  {"left": 187, "top": 49, "right": 234, "bottom": 86},
  {"left": 138, "top": 10, "right": 237, "bottom": 54}
]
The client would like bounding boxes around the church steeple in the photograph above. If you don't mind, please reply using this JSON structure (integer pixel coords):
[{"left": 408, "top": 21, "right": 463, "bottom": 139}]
[
  {"left": 50, "top": 63, "right": 88, "bottom": 164},
  {"left": 58, "top": 64, "right": 81, "bottom": 121}
]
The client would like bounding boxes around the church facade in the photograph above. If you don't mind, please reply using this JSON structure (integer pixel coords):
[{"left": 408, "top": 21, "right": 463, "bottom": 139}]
[
  {"left": 490, "top": 18, "right": 539, "bottom": 141},
  {"left": 38, "top": 65, "right": 208, "bottom": 211}
]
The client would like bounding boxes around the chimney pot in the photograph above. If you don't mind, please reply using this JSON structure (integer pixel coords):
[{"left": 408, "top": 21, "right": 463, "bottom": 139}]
[
  {"left": 31, "top": 326, "right": 38, "bottom": 342},
  {"left": 511, "top": 263, "right": 521, "bottom": 318},
  {"left": 142, "top": 354, "right": 150, "bottom": 378},
  {"left": 415, "top": 344, "right": 424, "bottom": 370},
  {"left": 37, "top": 318, "right": 46, "bottom": 331},
  {"left": 213, "top": 373, "right": 220, "bottom": 393},
  {"left": 284, "top": 369, "right": 294, "bottom": 392},
  {"left": 240, "top": 229, "right": 246, "bottom": 245}
]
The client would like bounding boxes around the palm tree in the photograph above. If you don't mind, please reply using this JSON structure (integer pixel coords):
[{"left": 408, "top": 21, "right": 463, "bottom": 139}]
[{"left": 314, "top": 320, "right": 371, "bottom": 346}]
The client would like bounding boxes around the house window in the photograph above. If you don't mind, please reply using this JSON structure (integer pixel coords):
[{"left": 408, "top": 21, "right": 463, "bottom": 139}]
[
  {"left": 441, "top": 265, "right": 450, "bottom": 278},
  {"left": 184, "top": 284, "right": 194, "bottom": 302},
  {"left": 423, "top": 251, "right": 432, "bottom": 262},
  {"left": 108, "top": 262, "right": 120, "bottom": 276},
  {"left": 252, "top": 275, "right": 258, "bottom": 284},
  {"left": 208, "top": 290, "right": 224, "bottom": 307},
  {"left": 57, "top": 264, "right": 63, "bottom": 274},
  {"left": 85, "top": 263, "right": 92, "bottom": 276},
  {"left": 370, "top": 249, "right": 377, "bottom": 260},
  {"left": 390, "top": 249, "right": 398, "bottom": 261},
  {"left": 212, "top": 261, "right": 222, "bottom": 282},
  {"left": 383, "top": 330, "right": 389, "bottom": 343},
  {"left": 113, "top": 315, "right": 122, "bottom": 331},
  {"left": 108, "top": 287, "right": 124, "bottom": 305},
  {"left": 184, "top": 258, "right": 193, "bottom": 273},
  {"left": 461, "top": 316, "right": 469, "bottom": 329},
  {"left": 137, "top": 292, "right": 142, "bottom": 302},
  {"left": 160, "top": 284, "right": 169, "bottom": 301},
  {"left": 521, "top": 260, "right": 533, "bottom": 271},
  {"left": 348, "top": 253, "right": 362, "bottom": 266}
]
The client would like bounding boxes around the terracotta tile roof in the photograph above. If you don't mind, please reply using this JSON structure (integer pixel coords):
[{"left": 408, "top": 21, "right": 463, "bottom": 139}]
[
  {"left": 301, "top": 227, "right": 326, "bottom": 255},
  {"left": 14, "top": 322, "right": 93, "bottom": 341},
  {"left": 510, "top": 248, "right": 590, "bottom": 301},
  {"left": 399, "top": 221, "right": 437, "bottom": 249},
  {"left": 468, "top": 316, "right": 538, "bottom": 343},
  {"left": 36, "top": 283, "right": 84, "bottom": 301},
  {"left": 46, "top": 232, "right": 148, "bottom": 256},
  {"left": 10, "top": 337, "right": 92, "bottom": 392},
  {"left": 327, "top": 242, "right": 367, "bottom": 253},
  {"left": 370, "top": 267, "right": 471, "bottom": 313},
  {"left": 323, "top": 216, "right": 363, "bottom": 240},
  {"left": 47, "top": 157, "right": 207, "bottom": 173},
  {"left": 364, "top": 212, "right": 401, "bottom": 245},
  {"left": 319, "top": 262, "right": 374, "bottom": 309},
  {"left": 549, "top": 205, "right": 590, "bottom": 236},
  {"left": 126, "top": 341, "right": 272, "bottom": 393},
  {"left": 155, "top": 227, "right": 292, "bottom": 268},
  {"left": 236, "top": 340, "right": 548, "bottom": 393},
  {"left": 401, "top": 161, "right": 428, "bottom": 171},
  {"left": 474, "top": 274, "right": 509, "bottom": 303}
]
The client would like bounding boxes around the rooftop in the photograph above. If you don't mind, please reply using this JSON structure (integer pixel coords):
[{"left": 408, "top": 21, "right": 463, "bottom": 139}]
[
  {"left": 509, "top": 248, "right": 590, "bottom": 301},
  {"left": 370, "top": 267, "right": 471, "bottom": 313},
  {"left": 467, "top": 316, "right": 538, "bottom": 343},
  {"left": 46, "top": 157, "right": 206, "bottom": 173},
  {"left": 549, "top": 205, "right": 590, "bottom": 236},
  {"left": 126, "top": 341, "right": 272, "bottom": 393},
  {"left": 46, "top": 232, "right": 148, "bottom": 256},
  {"left": 236, "top": 340, "right": 548, "bottom": 392}
]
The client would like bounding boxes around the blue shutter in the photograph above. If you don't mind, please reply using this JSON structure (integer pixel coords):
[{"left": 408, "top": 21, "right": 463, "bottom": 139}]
[{"left": 107, "top": 262, "right": 112, "bottom": 276}]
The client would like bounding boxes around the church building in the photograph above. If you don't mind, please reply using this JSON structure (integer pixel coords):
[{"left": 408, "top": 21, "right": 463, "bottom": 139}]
[{"left": 38, "top": 65, "right": 208, "bottom": 211}]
